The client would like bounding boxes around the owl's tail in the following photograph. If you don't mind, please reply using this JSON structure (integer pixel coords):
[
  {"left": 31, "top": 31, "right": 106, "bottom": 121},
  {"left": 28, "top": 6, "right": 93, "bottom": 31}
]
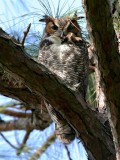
[{"left": 46, "top": 103, "right": 75, "bottom": 144}]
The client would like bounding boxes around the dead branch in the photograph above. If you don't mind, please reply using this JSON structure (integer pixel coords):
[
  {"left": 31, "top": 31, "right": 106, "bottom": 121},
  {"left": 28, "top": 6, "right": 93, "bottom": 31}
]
[{"left": 20, "top": 23, "right": 31, "bottom": 46}]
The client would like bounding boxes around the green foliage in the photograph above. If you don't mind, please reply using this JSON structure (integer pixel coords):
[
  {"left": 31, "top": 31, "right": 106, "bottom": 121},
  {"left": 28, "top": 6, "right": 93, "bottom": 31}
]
[
  {"left": 113, "top": 16, "right": 120, "bottom": 32},
  {"left": 113, "top": 3, "right": 120, "bottom": 32},
  {"left": 86, "top": 73, "right": 97, "bottom": 107}
]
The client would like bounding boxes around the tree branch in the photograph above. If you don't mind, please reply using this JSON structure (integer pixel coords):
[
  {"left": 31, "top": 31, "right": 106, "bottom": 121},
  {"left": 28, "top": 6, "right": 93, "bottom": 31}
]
[
  {"left": 17, "top": 129, "right": 33, "bottom": 155},
  {"left": 64, "top": 145, "right": 72, "bottom": 160},
  {"left": 1, "top": 109, "right": 31, "bottom": 118},
  {"left": 21, "top": 23, "right": 31, "bottom": 46},
  {"left": 83, "top": 0, "right": 120, "bottom": 159},
  {"left": 0, "top": 28, "right": 115, "bottom": 159},
  {"left": 21, "top": 129, "right": 32, "bottom": 146},
  {"left": 0, "top": 119, "right": 34, "bottom": 131},
  {"left": 0, "top": 116, "right": 50, "bottom": 132},
  {"left": 0, "top": 132, "right": 18, "bottom": 149}
]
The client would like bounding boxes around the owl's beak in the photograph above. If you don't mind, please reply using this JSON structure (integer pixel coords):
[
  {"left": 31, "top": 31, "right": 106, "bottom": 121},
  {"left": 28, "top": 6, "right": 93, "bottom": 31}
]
[
  {"left": 60, "top": 31, "right": 64, "bottom": 38},
  {"left": 54, "top": 30, "right": 64, "bottom": 39},
  {"left": 60, "top": 21, "right": 70, "bottom": 38},
  {"left": 60, "top": 29, "right": 68, "bottom": 39}
]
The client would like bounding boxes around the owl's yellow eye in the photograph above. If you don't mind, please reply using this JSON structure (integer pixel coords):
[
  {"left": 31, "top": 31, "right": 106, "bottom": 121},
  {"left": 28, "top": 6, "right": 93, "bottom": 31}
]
[{"left": 51, "top": 25, "right": 58, "bottom": 30}]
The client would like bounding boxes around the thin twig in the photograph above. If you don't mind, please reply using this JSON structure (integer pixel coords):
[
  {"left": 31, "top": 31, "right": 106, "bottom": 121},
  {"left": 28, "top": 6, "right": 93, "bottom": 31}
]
[
  {"left": 21, "top": 129, "right": 32, "bottom": 147},
  {"left": 64, "top": 145, "right": 72, "bottom": 160},
  {"left": 0, "top": 132, "right": 18, "bottom": 149},
  {"left": 21, "top": 23, "right": 31, "bottom": 46},
  {"left": 16, "top": 129, "right": 33, "bottom": 155}
]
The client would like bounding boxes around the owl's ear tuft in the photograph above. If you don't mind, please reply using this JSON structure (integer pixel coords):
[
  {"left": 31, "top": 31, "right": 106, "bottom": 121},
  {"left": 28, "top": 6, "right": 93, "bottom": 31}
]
[
  {"left": 39, "top": 15, "right": 49, "bottom": 22},
  {"left": 71, "top": 12, "right": 84, "bottom": 20},
  {"left": 39, "top": 15, "right": 54, "bottom": 23}
]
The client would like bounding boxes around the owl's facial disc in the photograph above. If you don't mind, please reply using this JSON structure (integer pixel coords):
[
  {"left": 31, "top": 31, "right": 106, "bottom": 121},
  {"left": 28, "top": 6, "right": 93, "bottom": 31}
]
[{"left": 39, "top": 15, "right": 81, "bottom": 41}]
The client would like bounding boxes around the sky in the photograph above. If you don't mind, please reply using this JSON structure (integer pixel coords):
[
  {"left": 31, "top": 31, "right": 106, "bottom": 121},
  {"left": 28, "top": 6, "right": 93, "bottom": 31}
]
[
  {"left": 0, "top": 0, "right": 83, "bottom": 32},
  {"left": 0, "top": 0, "right": 88, "bottom": 160}
]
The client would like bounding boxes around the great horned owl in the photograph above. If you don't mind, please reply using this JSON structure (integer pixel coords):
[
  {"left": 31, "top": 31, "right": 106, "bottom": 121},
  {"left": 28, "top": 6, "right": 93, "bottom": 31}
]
[{"left": 38, "top": 14, "right": 88, "bottom": 143}]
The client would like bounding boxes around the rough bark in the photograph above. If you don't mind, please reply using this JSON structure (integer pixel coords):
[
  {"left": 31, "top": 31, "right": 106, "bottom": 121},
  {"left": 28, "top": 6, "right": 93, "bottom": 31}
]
[
  {"left": 0, "top": 28, "right": 115, "bottom": 159},
  {"left": 83, "top": 0, "right": 120, "bottom": 159}
]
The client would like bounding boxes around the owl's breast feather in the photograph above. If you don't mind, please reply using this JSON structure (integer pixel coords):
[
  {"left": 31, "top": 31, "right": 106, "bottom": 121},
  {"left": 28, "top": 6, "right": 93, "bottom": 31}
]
[{"left": 50, "top": 44, "right": 71, "bottom": 61}]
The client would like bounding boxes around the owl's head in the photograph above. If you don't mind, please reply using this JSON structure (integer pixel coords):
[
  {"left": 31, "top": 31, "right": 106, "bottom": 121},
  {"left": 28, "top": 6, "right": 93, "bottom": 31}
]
[{"left": 39, "top": 13, "right": 82, "bottom": 40}]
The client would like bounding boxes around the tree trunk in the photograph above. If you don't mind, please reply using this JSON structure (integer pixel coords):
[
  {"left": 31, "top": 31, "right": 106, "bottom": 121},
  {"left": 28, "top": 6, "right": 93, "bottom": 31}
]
[{"left": 83, "top": 0, "right": 120, "bottom": 159}]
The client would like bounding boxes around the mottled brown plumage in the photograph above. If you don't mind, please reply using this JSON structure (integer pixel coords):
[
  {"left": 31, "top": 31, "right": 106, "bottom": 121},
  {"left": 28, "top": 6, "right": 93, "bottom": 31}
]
[{"left": 38, "top": 14, "right": 88, "bottom": 143}]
